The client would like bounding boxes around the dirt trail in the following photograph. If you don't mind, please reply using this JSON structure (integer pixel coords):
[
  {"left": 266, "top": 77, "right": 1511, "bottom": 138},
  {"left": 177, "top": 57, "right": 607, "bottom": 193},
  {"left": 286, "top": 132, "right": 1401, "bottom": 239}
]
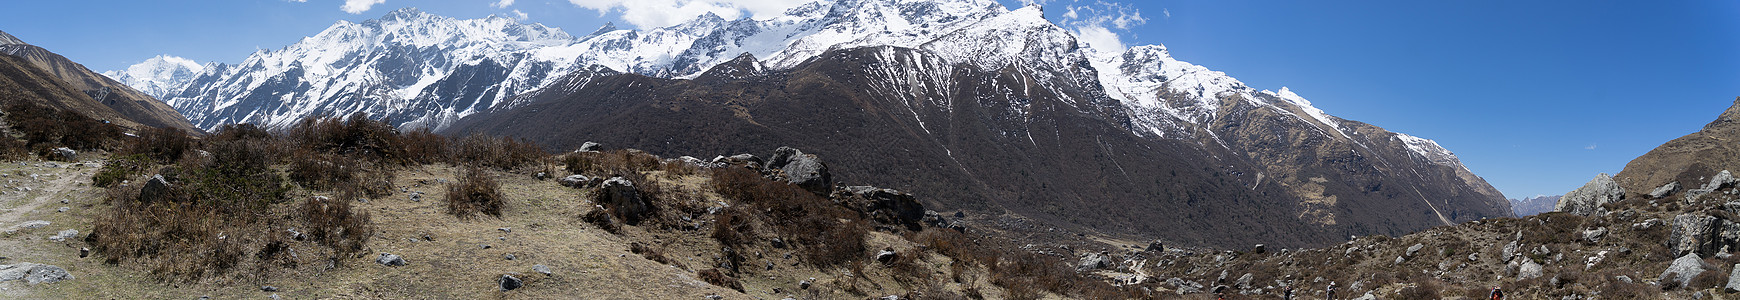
[{"left": 0, "top": 164, "right": 87, "bottom": 228}]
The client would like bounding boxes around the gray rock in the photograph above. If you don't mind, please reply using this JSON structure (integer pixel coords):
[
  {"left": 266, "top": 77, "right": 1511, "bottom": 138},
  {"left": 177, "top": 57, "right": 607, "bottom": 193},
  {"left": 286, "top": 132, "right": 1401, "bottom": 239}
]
[
  {"left": 140, "top": 174, "right": 174, "bottom": 203},
  {"left": 800, "top": 277, "right": 813, "bottom": 289},
  {"left": 1406, "top": 243, "right": 1424, "bottom": 257},
  {"left": 1235, "top": 273, "right": 1253, "bottom": 289},
  {"left": 833, "top": 186, "right": 926, "bottom": 230},
  {"left": 711, "top": 154, "right": 763, "bottom": 168},
  {"left": 1616, "top": 275, "right": 1633, "bottom": 284},
  {"left": 499, "top": 274, "right": 523, "bottom": 291},
  {"left": 262, "top": 285, "right": 278, "bottom": 292},
  {"left": 1147, "top": 240, "right": 1165, "bottom": 253},
  {"left": 875, "top": 249, "right": 898, "bottom": 265},
  {"left": 1253, "top": 244, "right": 1266, "bottom": 254},
  {"left": 1167, "top": 277, "right": 1204, "bottom": 294},
  {"left": 578, "top": 142, "right": 602, "bottom": 152},
  {"left": 376, "top": 253, "right": 406, "bottom": 267},
  {"left": 1651, "top": 181, "right": 1682, "bottom": 199},
  {"left": 50, "top": 147, "right": 75, "bottom": 161},
  {"left": 1502, "top": 240, "right": 1520, "bottom": 262},
  {"left": 1077, "top": 252, "right": 1111, "bottom": 271},
  {"left": 16, "top": 220, "right": 48, "bottom": 229},
  {"left": 1582, "top": 227, "right": 1607, "bottom": 244},
  {"left": 1668, "top": 214, "right": 1720, "bottom": 257},
  {"left": 1727, "top": 265, "right": 1740, "bottom": 293},
  {"left": 599, "top": 177, "right": 650, "bottom": 224},
  {"left": 1393, "top": 256, "right": 1406, "bottom": 265},
  {"left": 764, "top": 147, "right": 832, "bottom": 195},
  {"left": 55, "top": 206, "right": 67, "bottom": 212},
  {"left": 558, "top": 175, "right": 596, "bottom": 188},
  {"left": 1554, "top": 173, "right": 1624, "bottom": 216},
  {"left": 1518, "top": 260, "right": 1544, "bottom": 280},
  {"left": 1660, "top": 253, "right": 1707, "bottom": 288},
  {"left": 533, "top": 264, "right": 551, "bottom": 275},
  {"left": 1687, "top": 171, "right": 1740, "bottom": 203},
  {"left": 0, "top": 263, "right": 72, "bottom": 284},
  {"left": 879, "top": 296, "right": 900, "bottom": 300},
  {"left": 47, "top": 229, "right": 77, "bottom": 241}
]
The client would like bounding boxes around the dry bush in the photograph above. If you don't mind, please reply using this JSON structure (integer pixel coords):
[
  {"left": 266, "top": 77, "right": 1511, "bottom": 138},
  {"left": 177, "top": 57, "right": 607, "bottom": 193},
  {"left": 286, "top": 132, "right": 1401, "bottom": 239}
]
[
  {"left": 288, "top": 150, "right": 361, "bottom": 191},
  {"left": 582, "top": 207, "right": 620, "bottom": 234},
  {"left": 92, "top": 154, "right": 151, "bottom": 188},
  {"left": 454, "top": 133, "right": 546, "bottom": 171},
  {"left": 298, "top": 194, "right": 374, "bottom": 253},
  {"left": 121, "top": 126, "right": 193, "bottom": 162},
  {"left": 0, "top": 135, "right": 25, "bottom": 160},
  {"left": 287, "top": 113, "right": 405, "bottom": 162},
  {"left": 446, "top": 166, "right": 504, "bottom": 218},
  {"left": 1396, "top": 280, "right": 1443, "bottom": 299},
  {"left": 710, "top": 166, "right": 866, "bottom": 267},
  {"left": 400, "top": 127, "right": 449, "bottom": 164},
  {"left": 697, "top": 268, "right": 744, "bottom": 292},
  {"left": 3, "top": 100, "right": 122, "bottom": 151},
  {"left": 1690, "top": 268, "right": 1724, "bottom": 290},
  {"left": 564, "top": 149, "right": 661, "bottom": 176},
  {"left": 630, "top": 242, "right": 673, "bottom": 265},
  {"left": 710, "top": 207, "right": 757, "bottom": 247}
]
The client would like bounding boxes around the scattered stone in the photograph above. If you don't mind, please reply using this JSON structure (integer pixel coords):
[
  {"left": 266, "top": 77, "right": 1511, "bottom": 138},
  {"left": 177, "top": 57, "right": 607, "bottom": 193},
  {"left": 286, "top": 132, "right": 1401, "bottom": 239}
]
[
  {"left": 1468, "top": 253, "right": 1480, "bottom": 262},
  {"left": 376, "top": 253, "right": 406, "bottom": 267},
  {"left": 140, "top": 174, "right": 173, "bottom": 202},
  {"left": 505, "top": 254, "right": 516, "bottom": 260},
  {"left": 1518, "top": 260, "right": 1544, "bottom": 280},
  {"left": 1651, "top": 181, "right": 1682, "bottom": 199},
  {"left": 703, "top": 295, "right": 723, "bottom": 300},
  {"left": 800, "top": 278, "right": 813, "bottom": 289},
  {"left": 482, "top": 244, "right": 492, "bottom": 249},
  {"left": 47, "top": 229, "right": 77, "bottom": 241},
  {"left": 578, "top": 142, "right": 602, "bottom": 152},
  {"left": 499, "top": 274, "right": 523, "bottom": 291},
  {"left": 599, "top": 177, "right": 651, "bottom": 224},
  {"left": 1405, "top": 243, "right": 1424, "bottom": 257},
  {"left": 559, "top": 175, "right": 596, "bottom": 188},
  {"left": 533, "top": 264, "right": 551, "bottom": 275},
  {"left": 55, "top": 207, "right": 67, "bottom": 213},
  {"left": 0, "top": 263, "right": 73, "bottom": 284},
  {"left": 1582, "top": 227, "right": 1607, "bottom": 244},
  {"left": 875, "top": 248, "right": 898, "bottom": 265},
  {"left": 78, "top": 248, "right": 88, "bottom": 258},
  {"left": 879, "top": 295, "right": 900, "bottom": 300},
  {"left": 17, "top": 220, "right": 49, "bottom": 229},
  {"left": 1393, "top": 256, "right": 1406, "bottom": 265},
  {"left": 262, "top": 285, "right": 278, "bottom": 292},
  {"left": 769, "top": 238, "right": 785, "bottom": 249},
  {"left": 1253, "top": 244, "right": 1266, "bottom": 254},
  {"left": 1616, "top": 275, "right": 1633, "bottom": 284},
  {"left": 1147, "top": 240, "right": 1166, "bottom": 253},
  {"left": 1554, "top": 173, "right": 1625, "bottom": 216},
  {"left": 1687, "top": 170, "right": 1740, "bottom": 203},
  {"left": 833, "top": 186, "right": 926, "bottom": 230},
  {"left": 1235, "top": 273, "right": 1253, "bottom": 289},
  {"left": 287, "top": 228, "right": 307, "bottom": 241},
  {"left": 1167, "top": 277, "right": 1204, "bottom": 294},
  {"left": 50, "top": 147, "right": 75, "bottom": 161},
  {"left": 1660, "top": 253, "right": 1706, "bottom": 288}
]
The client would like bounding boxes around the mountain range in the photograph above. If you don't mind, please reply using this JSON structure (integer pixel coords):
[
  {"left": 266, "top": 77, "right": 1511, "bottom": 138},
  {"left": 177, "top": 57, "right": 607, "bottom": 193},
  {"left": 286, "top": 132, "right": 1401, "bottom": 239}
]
[
  {"left": 105, "top": 0, "right": 1510, "bottom": 248},
  {"left": 0, "top": 30, "right": 195, "bottom": 132}
]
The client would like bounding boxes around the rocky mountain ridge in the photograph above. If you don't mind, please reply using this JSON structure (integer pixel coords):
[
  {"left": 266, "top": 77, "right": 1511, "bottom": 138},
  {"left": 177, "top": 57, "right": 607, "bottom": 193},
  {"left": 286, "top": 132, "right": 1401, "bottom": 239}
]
[{"left": 0, "top": 30, "right": 196, "bottom": 132}]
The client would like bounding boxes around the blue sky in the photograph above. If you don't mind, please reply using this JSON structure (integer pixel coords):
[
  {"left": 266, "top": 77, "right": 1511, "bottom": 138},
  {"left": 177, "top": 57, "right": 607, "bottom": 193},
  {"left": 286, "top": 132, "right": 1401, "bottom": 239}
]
[{"left": 2, "top": 0, "right": 1737, "bottom": 200}]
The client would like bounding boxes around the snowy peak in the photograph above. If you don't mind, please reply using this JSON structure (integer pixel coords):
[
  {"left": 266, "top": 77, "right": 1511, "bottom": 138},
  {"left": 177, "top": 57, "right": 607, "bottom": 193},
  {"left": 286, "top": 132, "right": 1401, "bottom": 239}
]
[
  {"left": 102, "top": 55, "right": 205, "bottom": 100},
  {"left": 1395, "top": 133, "right": 1460, "bottom": 167},
  {"left": 0, "top": 30, "right": 24, "bottom": 46}
]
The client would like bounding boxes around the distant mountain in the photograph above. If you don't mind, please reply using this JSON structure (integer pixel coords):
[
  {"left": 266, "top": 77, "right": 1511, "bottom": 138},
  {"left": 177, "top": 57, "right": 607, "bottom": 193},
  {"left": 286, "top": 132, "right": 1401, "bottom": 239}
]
[
  {"left": 102, "top": 55, "right": 206, "bottom": 101},
  {"left": 1510, "top": 195, "right": 1560, "bottom": 217},
  {"left": 0, "top": 30, "right": 195, "bottom": 132},
  {"left": 122, "top": 1, "right": 1510, "bottom": 248}
]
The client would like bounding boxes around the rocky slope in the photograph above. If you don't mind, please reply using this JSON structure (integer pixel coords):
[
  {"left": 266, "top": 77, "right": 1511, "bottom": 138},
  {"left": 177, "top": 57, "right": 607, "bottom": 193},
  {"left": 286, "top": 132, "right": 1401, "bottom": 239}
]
[
  {"left": 1511, "top": 194, "right": 1561, "bottom": 217},
  {"left": 0, "top": 31, "right": 195, "bottom": 132},
  {"left": 1614, "top": 97, "right": 1740, "bottom": 199},
  {"left": 121, "top": 0, "right": 1510, "bottom": 248}
]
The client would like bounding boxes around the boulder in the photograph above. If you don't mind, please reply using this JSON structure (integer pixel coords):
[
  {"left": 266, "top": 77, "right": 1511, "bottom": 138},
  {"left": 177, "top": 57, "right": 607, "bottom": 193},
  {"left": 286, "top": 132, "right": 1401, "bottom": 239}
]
[
  {"left": 1554, "top": 173, "right": 1624, "bottom": 216},
  {"left": 1660, "top": 253, "right": 1707, "bottom": 288},
  {"left": 1077, "top": 252, "right": 1111, "bottom": 271},
  {"left": 711, "top": 154, "right": 763, "bottom": 169},
  {"left": 800, "top": 278, "right": 813, "bottom": 289},
  {"left": 1651, "top": 181, "right": 1682, "bottom": 199},
  {"left": 376, "top": 253, "right": 406, "bottom": 267},
  {"left": 50, "top": 147, "right": 75, "bottom": 161},
  {"left": 1582, "top": 227, "right": 1607, "bottom": 244},
  {"left": 499, "top": 274, "right": 523, "bottom": 291},
  {"left": 140, "top": 174, "right": 175, "bottom": 203},
  {"left": 599, "top": 177, "right": 651, "bottom": 225},
  {"left": 578, "top": 142, "right": 602, "bottom": 152},
  {"left": 1502, "top": 240, "right": 1520, "bottom": 262},
  {"left": 1167, "top": 277, "right": 1204, "bottom": 294},
  {"left": 16, "top": 220, "right": 49, "bottom": 229},
  {"left": 47, "top": 229, "right": 77, "bottom": 242},
  {"left": 875, "top": 249, "right": 898, "bottom": 265},
  {"left": 1517, "top": 260, "right": 1543, "bottom": 280},
  {"left": 1147, "top": 240, "right": 1166, "bottom": 253},
  {"left": 1667, "top": 214, "right": 1720, "bottom": 257},
  {"left": 764, "top": 147, "right": 832, "bottom": 195},
  {"left": 1405, "top": 243, "right": 1424, "bottom": 257},
  {"left": 1728, "top": 265, "right": 1740, "bottom": 293},
  {"left": 1253, "top": 244, "right": 1266, "bottom": 254},
  {"left": 833, "top": 186, "right": 926, "bottom": 230},
  {"left": 533, "top": 264, "right": 552, "bottom": 276}
]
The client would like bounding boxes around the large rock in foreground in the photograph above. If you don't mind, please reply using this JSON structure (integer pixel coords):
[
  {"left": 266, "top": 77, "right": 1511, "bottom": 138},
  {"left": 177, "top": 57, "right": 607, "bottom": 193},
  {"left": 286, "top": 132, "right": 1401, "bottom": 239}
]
[
  {"left": 1555, "top": 173, "right": 1624, "bottom": 216},
  {"left": 765, "top": 147, "right": 832, "bottom": 195}
]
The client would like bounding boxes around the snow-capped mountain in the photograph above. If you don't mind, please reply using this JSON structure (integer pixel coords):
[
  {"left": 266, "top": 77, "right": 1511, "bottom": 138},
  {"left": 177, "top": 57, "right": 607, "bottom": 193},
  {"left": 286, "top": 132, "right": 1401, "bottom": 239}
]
[
  {"left": 101, "top": 55, "right": 206, "bottom": 100},
  {"left": 116, "top": 0, "right": 1510, "bottom": 246}
]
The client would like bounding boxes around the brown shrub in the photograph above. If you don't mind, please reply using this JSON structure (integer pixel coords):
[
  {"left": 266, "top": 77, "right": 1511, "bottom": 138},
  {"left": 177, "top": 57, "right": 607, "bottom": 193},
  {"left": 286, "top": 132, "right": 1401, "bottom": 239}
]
[
  {"left": 400, "top": 127, "right": 449, "bottom": 164},
  {"left": 582, "top": 207, "right": 619, "bottom": 234},
  {"left": 287, "top": 113, "right": 406, "bottom": 162},
  {"left": 298, "top": 194, "right": 374, "bottom": 253},
  {"left": 446, "top": 166, "right": 503, "bottom": 218},
  {"left": 92, "top": 154, "right": 151, "bottom": 188},
  {"left": 0, "top": 135, "right": 25, "bottom": 160},
  {"left": 122, "top": 126, "right": 193, "bottom": 162},
  {"left": 630, "top": 242, "right": 673, "bottom": 266},
  {"left": 288, "top": 151, "right": 360, "bottom": 191},
  {"left": 3, "top": 100, "right": 122, "bottom": 151},
  {"left": 709, "top": 166, "right": 867, "bottom": 267},
  {"left": 453, "top": 133, "right": 546, "bottom": 171},
  {"left": 697, "top": 268, "right": 744, "bottom": 292},
  {"left": 1396, "top": 280, "right": 1442, "bottom": 299},
  {"left": 564, "top": 149, "right": 662, "bottom": 176}
]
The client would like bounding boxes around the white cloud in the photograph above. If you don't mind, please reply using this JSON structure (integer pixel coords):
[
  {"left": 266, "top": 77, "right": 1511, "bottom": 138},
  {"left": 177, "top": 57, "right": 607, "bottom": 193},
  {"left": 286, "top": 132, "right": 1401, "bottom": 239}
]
[
  {"left": 566, "top": 0, "right": 808, "bottom": 29},
  {"left": 1162, "top": 8, "right": 1170, "bottom": 20},
  {"left": 1074, "top": 25, "right": 1125, "bottom": 54},
  {"left": 342, "top": 0, "right": 386, "bottom": 14},
  {"left": 1058, "top": 1, "right": 1147, "bottom": 55},
  {"left": 510, "top": 9, "right": 529, "bottom": 20},
  {"left": 492, "top": 0, "right": 515, "bottom": 9},
  {"left": 287, "top": 0, "right": 308, "bottom": 2},
  {"left": 1585, "top": 143, "right": 1597, "bottom": 150}
]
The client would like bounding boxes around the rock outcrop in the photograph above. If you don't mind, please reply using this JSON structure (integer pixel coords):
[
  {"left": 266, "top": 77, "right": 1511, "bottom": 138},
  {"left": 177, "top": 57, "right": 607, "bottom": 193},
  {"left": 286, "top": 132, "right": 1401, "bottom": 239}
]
[
  {"left": 765, "top": 147, "right": 832, "bottom": 195},
  {"left": 1554, "top": 173, "right": 1624, "bottom": 216},
  {"left": 833, "top": 186, "right": 925, "bottom": 231},
  {"left": 598, "top": 176, "right": 651, "bottom": 225}
]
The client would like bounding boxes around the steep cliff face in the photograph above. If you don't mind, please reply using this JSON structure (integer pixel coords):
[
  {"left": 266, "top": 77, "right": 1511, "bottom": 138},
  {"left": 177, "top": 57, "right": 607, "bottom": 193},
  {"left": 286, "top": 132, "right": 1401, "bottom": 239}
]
[
  {"left": 0, "top": 30, "right": 195, "bottom": 131},
  {"left": 1615, "top": 97, "right": 1740, "bottom": 197}
]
